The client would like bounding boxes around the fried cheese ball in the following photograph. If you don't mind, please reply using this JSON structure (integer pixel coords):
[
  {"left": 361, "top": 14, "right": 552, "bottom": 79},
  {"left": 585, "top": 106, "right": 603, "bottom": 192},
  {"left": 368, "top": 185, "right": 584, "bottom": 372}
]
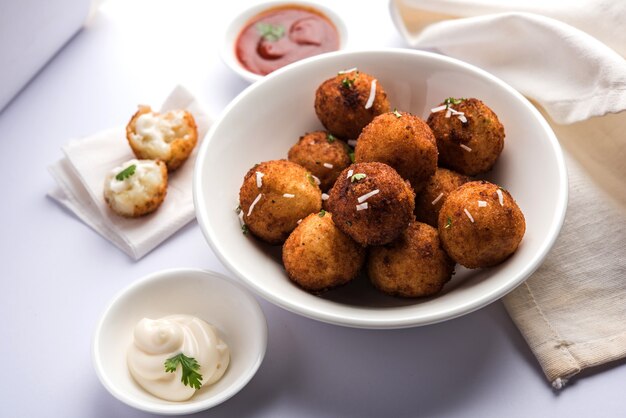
[
  {"left": 126, "top": 106, "right": 198, "bottom": 171},
  {"left": 414, "top": 168, "right": 470, "bottom": 227},
  {"left": 368, "top": 221, "right": 455, "bottom": 297},
  {"left": 287, "top": 131, "right": 352, "bottom": 191},
  {"left": 427, "top": 98, "right": 504, "bottom": 176},
  {"left": 326, "top": 162, "right": 415, "bottom": 246},
  {"left": 239, "top": 160, "right": 322, "bottom": 244},
  {"left": 355, "top": 111, "right": 438, "bottom": 193},
  {"left": 438, "top": 181, "right": 525, "bottom": 268},
  {"left": 103, "top": 159, "right": 168, "bottom": 217},
  {"left": 314, "top": 70, "right": 390, "bottom": 139},
  {"left": 282, "top": 212, "right": 366, "bottom": 292}
]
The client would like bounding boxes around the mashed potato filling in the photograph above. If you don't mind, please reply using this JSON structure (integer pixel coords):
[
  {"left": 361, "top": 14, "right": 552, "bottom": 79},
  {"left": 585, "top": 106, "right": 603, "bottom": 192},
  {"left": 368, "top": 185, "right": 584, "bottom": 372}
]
[
  {"left": 130, "top": 111, "right": 186, "bottom": 159},
  {"left": 106, "top": 159, "right": 165, "bottom": 216}
]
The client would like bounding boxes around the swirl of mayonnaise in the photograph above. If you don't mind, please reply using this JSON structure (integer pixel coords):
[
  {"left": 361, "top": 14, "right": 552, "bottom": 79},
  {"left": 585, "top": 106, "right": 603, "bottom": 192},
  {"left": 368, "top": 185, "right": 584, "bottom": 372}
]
[{"left": 127, "top": 314, "right": 230, "bottom": 401}]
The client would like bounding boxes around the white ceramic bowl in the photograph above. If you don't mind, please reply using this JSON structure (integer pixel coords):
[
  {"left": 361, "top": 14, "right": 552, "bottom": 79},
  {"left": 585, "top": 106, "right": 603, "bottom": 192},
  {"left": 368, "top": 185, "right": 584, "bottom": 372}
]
[
  {"left": 92, "top": 269, "right": 267, "bottom": 415},
  {"left": 194, "top": 49, "right": 567, "bottom": 329},
  {"left": 220, "top": 0, "right": 348, "bottom": 83}
]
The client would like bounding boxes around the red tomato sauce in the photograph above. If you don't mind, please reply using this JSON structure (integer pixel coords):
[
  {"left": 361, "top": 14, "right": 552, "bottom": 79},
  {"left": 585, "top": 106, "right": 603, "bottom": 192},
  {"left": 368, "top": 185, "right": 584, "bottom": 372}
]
[{"left": 236, "top": 5, "right": 340, "bottom": 76}]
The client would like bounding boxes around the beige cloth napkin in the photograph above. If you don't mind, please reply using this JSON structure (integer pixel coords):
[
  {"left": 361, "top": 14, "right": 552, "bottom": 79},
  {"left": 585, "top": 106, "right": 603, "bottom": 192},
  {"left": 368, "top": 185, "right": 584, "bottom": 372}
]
[
  {"left": 48, "top": 85, "right": 211, "bottom": 260},
  {"left": 390, "top": 0, "right": 626, "bottom": 388}
]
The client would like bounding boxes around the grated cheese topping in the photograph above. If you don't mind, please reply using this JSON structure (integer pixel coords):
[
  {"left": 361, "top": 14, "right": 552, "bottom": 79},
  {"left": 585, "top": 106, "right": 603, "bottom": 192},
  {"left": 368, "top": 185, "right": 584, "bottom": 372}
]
[
  {"left": 365, "top": 79, "right": 377, "bottom": 109},
  {"left": 256, "top": 171, "right": 264, "bottom": 188},
  {"left": 247, "top": 193, "right": 262, "bottom": 217},
  {"left": 497, "top": 189, "right": 504, "bottom": 206},
  {"left": 431, "top": 193, "right": 444, "bottom": 205},
  {"left": 357, "top": 189, "right": 380, "bottom": 203}
]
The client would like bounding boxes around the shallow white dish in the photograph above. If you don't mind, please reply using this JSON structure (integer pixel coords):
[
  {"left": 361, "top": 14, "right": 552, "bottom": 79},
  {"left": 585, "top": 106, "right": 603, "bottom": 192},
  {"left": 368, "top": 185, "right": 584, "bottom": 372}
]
[
  {"left": 220, "top": 0, "right": 348, "bottom": 83},
  {"left": 194, "top": 49, "right": 567, "bottom": 329},
  {"left": 92, "top": 268, "right": 267, "bottom": 415}
]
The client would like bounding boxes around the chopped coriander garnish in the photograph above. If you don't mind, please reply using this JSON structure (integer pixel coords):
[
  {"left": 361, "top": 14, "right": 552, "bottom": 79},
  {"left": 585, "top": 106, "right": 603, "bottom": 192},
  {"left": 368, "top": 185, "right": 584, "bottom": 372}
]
[
  {"left": 351, "top": 173, "right": 367, "bottom": 182},
  {"left": 445, "top": 217, "right": 452, "bottom": 229},
  {"left": 392, "top": 108, "right": 402, "bottom": 118},
  {"left": 443, "top": 97, "right": 466, "bottom": 108},
  {"left": 349, "top": 151, "right": 355, "bottom": 163},
  {"left": 242, "top": 224, "right": 249, "bottom": 235},
  {"left": 341, "top": 77, "right": 355, "bottom": 89},
  {"left": 164, "top": 353, "right": 203, "bottom": 390},
  {"left": 306, "top": 172, "right": 316, "bottom": 185},
  {"left": 115, "top": 164, "right": 136, "bottom": 181},
  {"left": 256, "top": 22, "right": 285, "bottom": 42},
  {"left": 318, "top": 209, "right": 326, "bottom": 218},
  {"left": 235, "top": 205, "right": 242, "bottom": 214},
  {"left": 326, "top": 133, "right": 336, "bottom": 143}
]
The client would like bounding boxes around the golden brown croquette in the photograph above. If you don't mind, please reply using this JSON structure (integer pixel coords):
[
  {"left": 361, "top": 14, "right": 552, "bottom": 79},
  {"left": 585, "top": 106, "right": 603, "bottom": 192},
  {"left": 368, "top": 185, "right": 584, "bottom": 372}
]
[
  {"left": 326, "top": 162, "right": 415, "bottom": 246},
  {"left": 314, "top": 70, "right": 390, "bottom": 139},
  {"left": 438, "top": 181, "right": 525, "bottom": 268},
  {"left": 355, "top": 111, "right": 438, "bottom": 193},
  {"left": 414, "top": 168, "right": 470, "bottom": 227},
  {"left": 239, "top": 160, "right": 322, "bottom": 244},
  {"left": 427, "top": 98, "right": 504, "bottom": 176},
  {"left": 368, "top": 221, "right": 455, "bottom": 297},
  {"left": 282, "top": 211, "right": 366, "bottom": 292},
  {"left": 287, "top": 131, "right": 352, "bottom": 191},
  {"left": 126, "top": 106, "right": 198, "bottom": 171}
]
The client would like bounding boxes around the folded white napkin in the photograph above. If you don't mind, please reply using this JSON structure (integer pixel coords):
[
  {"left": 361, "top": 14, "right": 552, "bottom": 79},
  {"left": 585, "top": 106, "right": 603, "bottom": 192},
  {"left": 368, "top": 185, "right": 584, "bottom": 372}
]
[
  {"left": 391, "top": 0, "right": 626, "bottom": 388},
  {"left": 48, "top": 85, "right": 211, "bottom": 260}
]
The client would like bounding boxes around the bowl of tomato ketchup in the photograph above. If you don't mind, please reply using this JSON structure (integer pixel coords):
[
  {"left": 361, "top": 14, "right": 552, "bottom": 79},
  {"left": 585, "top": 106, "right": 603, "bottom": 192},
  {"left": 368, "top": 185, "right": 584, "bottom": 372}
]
[{"left": 221, "top": 1, "right": 347, "bottom": 83}]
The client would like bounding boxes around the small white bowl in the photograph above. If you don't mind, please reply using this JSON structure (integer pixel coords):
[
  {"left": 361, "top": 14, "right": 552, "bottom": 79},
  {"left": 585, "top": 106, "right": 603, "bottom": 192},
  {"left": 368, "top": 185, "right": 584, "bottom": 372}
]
[
  {"left": 194, "top": 49, "right": 568, "bottom": 329},
  {"left": 92, "top": 268, "right": 267, "bottom": 415},
  {"left": 220, "top": 0, "right": 348, "bottom": 83}
]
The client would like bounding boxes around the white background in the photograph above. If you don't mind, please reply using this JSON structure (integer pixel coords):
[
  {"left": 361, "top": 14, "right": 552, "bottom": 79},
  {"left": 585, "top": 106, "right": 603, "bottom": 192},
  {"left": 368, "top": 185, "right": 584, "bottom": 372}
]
[{"left": 1, "top": 0, "right": 625, "bottom": 416}]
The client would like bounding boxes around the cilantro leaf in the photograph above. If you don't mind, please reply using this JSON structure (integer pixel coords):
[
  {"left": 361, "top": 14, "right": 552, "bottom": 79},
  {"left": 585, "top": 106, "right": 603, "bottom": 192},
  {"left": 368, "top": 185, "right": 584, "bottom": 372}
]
[
  {"left": 392, "top": 108, "right": 402, "bottom": 118},
  {"left": 164, "top": 353, "right": 203, "bottom": 390},
  {"left": 443, "top": 97, "right": 466, "bottom": 108},
  {"left": 351, "top": 173, "right": 367, "bottom": 182},
  {"left": 318, "top": 209, "right": 326, "bottom": 217},
  {"left": 326, "top": 133, "right": 336, "bottom": 143},
  {"left": 257, "top": 22, "right": 285, "bottom": 42},
  {"left": 349, "top": 151, "right": 355, "bottom": 163},
  {"left": 115, "top": 164, "right": 136, "bottom": 181},
  {"left": 341, "top": 77, "right": 353, "bottom": 89},
  {"left": 445, "top": 217, "right": 452, "bottom": 229}
]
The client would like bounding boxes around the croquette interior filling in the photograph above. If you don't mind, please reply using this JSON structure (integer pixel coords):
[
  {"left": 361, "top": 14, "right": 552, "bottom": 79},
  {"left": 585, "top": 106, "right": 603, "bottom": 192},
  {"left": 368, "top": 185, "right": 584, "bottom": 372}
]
[{"left": 132, "top": 110, "right": 187, "bottom": 155}]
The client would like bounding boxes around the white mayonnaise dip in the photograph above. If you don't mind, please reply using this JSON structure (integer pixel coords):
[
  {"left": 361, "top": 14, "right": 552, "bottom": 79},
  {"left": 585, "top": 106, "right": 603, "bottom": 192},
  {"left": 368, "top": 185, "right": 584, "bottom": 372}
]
[{"left": 127, "top": 314, "right": 230, "bottom": 401}]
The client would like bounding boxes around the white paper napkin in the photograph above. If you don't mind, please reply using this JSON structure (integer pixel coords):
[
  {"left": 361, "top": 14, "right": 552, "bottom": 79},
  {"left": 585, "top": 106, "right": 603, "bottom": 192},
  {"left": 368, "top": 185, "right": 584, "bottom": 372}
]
[
  {"left": 390, "top": 0, "right": 626, "bottom": 388},
  {"left": 48, "top": 85, "right": 211, "bottom": 260}
]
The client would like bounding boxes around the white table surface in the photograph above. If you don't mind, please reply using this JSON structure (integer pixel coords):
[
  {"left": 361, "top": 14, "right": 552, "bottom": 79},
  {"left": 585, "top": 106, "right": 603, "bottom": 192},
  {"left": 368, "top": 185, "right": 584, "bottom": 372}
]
[{"left": 2, "top": 0, "right": 625, "bottom": 416}]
